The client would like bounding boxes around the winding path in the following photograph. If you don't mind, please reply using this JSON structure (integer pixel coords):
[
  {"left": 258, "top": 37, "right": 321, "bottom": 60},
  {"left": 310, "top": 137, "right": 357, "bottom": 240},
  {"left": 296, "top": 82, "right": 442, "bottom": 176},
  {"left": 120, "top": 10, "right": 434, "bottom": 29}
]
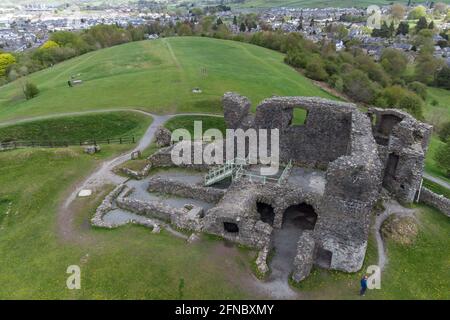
[
  {"left": 52, "top": 109, "right": 223, "bottom": 208},
  {"left": 373, "top": 199, "right": 415, "bottom": 271},
  {"left": 0, "top": 108, "right": 222, "bottom": 242}
]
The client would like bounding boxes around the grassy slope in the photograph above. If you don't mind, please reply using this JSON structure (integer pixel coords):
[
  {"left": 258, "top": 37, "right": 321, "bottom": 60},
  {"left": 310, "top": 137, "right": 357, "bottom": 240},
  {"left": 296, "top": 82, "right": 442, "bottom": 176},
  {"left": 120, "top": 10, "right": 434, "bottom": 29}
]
[
  {"left": 0, "top": 111, "right": 151, "bottom": 142},
  {"left": 0, "top": 37, "right": 334, "bottom": 122},
  {"left": 164, "top": 115, "right": 227, "bottom": 136},
  {"left": 424, "top": 87, "right": 450, "bottom": 184}
]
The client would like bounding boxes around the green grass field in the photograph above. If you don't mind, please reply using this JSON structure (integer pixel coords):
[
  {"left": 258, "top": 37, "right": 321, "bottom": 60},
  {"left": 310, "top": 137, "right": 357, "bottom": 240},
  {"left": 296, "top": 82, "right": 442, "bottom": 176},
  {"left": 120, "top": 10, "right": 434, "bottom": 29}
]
[
  {"left": 1, "top": 144, "right": 448, "bottom": 299},
  {"left": 0, "top": 37, "right": 334, "bottom": 123},
  {"left": 164, "top": 115, "right": 226, "bottom": 137},
  {"left": 0, "top": 35, "right": 448, "bottom": 299},
  {"left": 0, "top": 111, "right": 151, "bottom": 142},
  {"left": 0, "top": 146, "right": 255, "bottom": 299}
]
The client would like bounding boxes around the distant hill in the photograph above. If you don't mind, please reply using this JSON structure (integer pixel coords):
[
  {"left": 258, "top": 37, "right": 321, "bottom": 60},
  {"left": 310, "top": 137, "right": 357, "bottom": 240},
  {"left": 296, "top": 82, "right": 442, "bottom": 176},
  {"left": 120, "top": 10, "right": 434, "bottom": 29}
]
[{"left": 0, "top": 37, "right": 334, "bottom": 122}]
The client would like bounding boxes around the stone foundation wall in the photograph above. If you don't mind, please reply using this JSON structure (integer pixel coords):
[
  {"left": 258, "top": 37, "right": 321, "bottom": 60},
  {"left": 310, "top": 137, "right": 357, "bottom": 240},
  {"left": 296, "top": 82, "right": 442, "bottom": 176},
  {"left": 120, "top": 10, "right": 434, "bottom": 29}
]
[
  {"left": 147, "top": 177, "right": 225, "bottom": 203},
  {"left": 91, "top": 184, "right": 127, "bottom": 228},
  {"left": 419, "top": 187, "right": 450, "bottom": 217},
  {"left": 116, "top": 187, "right": 204, "bottom": 231},
  {"left": 121, "top": 163, "right": 152, "bottom": 180}
]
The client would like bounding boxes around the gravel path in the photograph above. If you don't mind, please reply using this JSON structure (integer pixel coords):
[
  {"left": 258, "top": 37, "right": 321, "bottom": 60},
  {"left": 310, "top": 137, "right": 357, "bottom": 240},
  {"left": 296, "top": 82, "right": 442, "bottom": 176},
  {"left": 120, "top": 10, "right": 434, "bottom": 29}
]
[
  {"left": 0, "top": 109, "right": 222, "bottom": 242},
  {"left": 373, "top": 199, "right": 415, "bottom": 270}
]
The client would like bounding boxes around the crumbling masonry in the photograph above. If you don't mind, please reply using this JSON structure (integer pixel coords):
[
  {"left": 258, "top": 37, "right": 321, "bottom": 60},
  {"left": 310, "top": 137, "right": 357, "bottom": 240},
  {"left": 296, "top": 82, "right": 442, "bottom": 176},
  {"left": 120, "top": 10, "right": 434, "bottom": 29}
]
[{"left": 94, "top": 92, "right": 432, "bottom": 283}]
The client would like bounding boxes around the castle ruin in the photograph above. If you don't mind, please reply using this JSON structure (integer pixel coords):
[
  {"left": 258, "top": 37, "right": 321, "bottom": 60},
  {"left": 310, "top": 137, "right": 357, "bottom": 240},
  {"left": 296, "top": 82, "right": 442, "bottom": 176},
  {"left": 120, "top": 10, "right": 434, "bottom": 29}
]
[{"left": 92, "top": 92, "right": 432, "bottom": 283}]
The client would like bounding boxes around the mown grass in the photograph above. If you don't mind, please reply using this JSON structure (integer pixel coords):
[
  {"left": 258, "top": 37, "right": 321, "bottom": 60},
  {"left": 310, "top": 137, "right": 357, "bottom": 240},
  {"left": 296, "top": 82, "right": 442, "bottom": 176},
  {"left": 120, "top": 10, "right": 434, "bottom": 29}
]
[
  {"left": 164, "top": 115, "right": 227, "bottom": 137},
  {"left": 0, "top": 111, "right": 152, "bottom": 142},
  {"left": 0, "top": 146, "right": 251, "bottom": 299},
  {"left": 0, "top": 37, "right": 334, "bottom": 122},
  {"left": 368, "top": 205, "right": 450, "bottom": 299}
]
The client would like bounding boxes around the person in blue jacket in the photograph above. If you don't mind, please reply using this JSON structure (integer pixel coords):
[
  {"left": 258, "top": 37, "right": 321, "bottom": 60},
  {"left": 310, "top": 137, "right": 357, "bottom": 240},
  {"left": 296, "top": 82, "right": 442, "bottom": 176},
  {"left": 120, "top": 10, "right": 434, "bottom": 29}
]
[{"left": 360, "top": 275, "right": 368, "bottom": 296}]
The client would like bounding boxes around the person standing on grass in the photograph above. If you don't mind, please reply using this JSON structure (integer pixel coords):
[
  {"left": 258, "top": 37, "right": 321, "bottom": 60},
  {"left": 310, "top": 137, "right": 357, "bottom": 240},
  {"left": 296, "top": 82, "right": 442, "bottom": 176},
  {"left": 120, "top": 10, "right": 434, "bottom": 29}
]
[{"left": 360, "top": 275, "right": 368, "bottom": 296}]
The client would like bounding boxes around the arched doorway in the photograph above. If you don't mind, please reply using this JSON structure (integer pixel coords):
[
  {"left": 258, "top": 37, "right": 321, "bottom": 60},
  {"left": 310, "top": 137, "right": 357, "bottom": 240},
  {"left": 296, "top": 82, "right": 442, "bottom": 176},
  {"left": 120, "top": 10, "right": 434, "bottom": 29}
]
[
  {"left": 267, "top": 202, "right": 318, "bottom": 282},
  {"left": 282, "top": 203, "right": 317, "bottom": 230},
  {"left": 256, "top": 201, "right": 275, "bottom": 226}
]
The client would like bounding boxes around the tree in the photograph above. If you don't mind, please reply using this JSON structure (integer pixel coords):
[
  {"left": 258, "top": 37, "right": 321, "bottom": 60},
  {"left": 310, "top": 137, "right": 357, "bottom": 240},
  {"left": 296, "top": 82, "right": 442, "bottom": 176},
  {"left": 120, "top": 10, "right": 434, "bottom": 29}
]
[
  {"left": 398, "top": 92, "right": 424, "bottom": 119},
  {"left": 0, "top": 53, "right": 16, "bottom": 77},
  {"left": 372, "top": 21, "right": 392, "bottom": 38},
  {"left": 23, "top": 81, "right": 39, "bottom": 100},
  {"left": 191, "top": 7, "right": 203, "bottom": 17},
  {"left": 416, "top": 16, "right": 429, "bottom": 32},
  {"left": 415, "top": 52, "right": 444, "bottom": 84},
  {"left": 355, "top": 54, "right": 390, "bottom": 87},
  {"left": 233, "top": 16, "right": 237, "bottom": 26},
  {"left": 177, "top": 23, "right": 192, "bottom": 36},
  {"left": 40, "top": 40, "right": 59, "bottom": 50},
  {"left": 434, "top": 139, "right": 450, "bottom": 177},
  {"left": 434, "top": 2, "right": 448, "bottom": 15},
  {"left": 436, "top": 66, "right": 450, "bottom": 89},
  {"left": 408, "top": 81, "right": 428, "bottom": 100},
  {"left": 343, "top": 70, "right": 378, "bottom": 103},
  {"left": 389, "top": 21, "right": 395, "bottom": 36},
  {"left": 380, "top": 48, "right": 408, "bottom": 77},
  {"left": 240, "top": 22, "right": 246, "bottom": 32},
  {"left": 305, "top": 57, "right": 328, "bottom": 81},
  {"left": 396, "top": 21, "right": 410, "bottom": 35},
  {"left": 391, "top": 3, "right": 406, "bottom": 20},
  {"left": 408, "top": 5, "right": 427, "bottom": 19}
]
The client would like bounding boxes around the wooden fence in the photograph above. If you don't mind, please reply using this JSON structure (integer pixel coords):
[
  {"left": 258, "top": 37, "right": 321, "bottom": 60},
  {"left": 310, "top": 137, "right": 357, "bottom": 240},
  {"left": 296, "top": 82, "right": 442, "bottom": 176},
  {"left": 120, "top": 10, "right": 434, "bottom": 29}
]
[{"left": 0, "top": 136, "right": 135, "bottom": 152}]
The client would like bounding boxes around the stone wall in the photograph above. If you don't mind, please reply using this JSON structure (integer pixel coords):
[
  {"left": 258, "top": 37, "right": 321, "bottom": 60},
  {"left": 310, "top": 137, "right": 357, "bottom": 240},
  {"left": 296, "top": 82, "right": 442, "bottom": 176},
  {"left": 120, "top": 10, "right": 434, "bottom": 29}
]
[
  {"left": 368, "top": 108, "right": 432, "bottom": 203},
  {"left": 147, "top": 177, "right": 225, "bottom": 203},
  {"left": 91, "top": 184, "right": 127, "bottom": 228},
  {"left": 419, "top": 187, "right": 450, "bottom": 217},
  {"left": 116, "top": 187, "right": 204, "bottom": 231},
  {"left": 223, "top": 93, "right": 356, "bottom": 167},
  {"left": 121, "top": 163, "right": 152, "bottom": 180},
  {"left": 292, "top": 231, "right": 316, "bottom": 282}
]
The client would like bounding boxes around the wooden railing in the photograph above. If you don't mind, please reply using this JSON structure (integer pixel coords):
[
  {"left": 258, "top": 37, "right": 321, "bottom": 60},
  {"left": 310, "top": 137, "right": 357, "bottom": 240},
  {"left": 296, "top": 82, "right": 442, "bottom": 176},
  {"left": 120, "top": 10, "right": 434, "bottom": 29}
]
[{"left": 0, "top": 136, "right": 135, "bottom": 152}]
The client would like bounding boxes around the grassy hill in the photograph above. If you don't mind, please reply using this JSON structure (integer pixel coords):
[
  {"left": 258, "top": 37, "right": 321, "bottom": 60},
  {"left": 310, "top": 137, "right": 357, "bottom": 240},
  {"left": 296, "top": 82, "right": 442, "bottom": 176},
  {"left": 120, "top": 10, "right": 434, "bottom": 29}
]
[{"left": 0, "top": 37, "right": 334, "bottom": 122}]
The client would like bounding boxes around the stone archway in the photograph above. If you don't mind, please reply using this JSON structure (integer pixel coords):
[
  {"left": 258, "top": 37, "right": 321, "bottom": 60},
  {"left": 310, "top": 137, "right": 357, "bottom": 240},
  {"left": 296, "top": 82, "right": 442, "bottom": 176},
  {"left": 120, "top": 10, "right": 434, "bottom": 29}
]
[
  {"left": 268, "top": 202, "right": 319, "bottom": 283},
  {"left": 256, "top": 201, "right": 275, "bottom": 226},
  {"left": 282, "top": 203, "right": 318, "bottom": 230}
]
